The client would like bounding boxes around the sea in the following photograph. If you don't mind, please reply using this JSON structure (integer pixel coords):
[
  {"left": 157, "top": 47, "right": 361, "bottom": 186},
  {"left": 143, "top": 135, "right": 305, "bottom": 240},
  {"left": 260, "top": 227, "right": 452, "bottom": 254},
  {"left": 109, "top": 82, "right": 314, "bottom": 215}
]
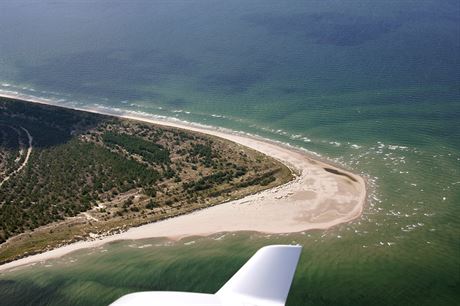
[{"left": 0, "top": 1, "right": 459, "bottom": 305}]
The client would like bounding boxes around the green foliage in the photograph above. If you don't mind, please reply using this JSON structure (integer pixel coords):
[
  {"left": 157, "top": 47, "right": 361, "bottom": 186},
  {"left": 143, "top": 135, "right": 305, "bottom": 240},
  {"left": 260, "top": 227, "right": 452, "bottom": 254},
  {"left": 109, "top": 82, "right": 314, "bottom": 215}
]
[
  {"left": 0, "top": 97, "right": 103, "bottom": 147},
  {"left": 143, "top": 187, "right": 157, "bottom": 197},
  {"left": 0, "top": 140, "right": 159, "bottom": 239},
  {"left": 145, "top": 200, "right": 156, "bottom": 210},
  {"left": 189, "top": 143, "right": 214, "bottom": 166},
  {"left": 237, "top": 171, "right": 277, "bottom": 188},
  {"left": 183, "top": 171, "right": 235, "bottom": 192},
  {"left": 190, "top": 143, "right": 212, "bottom": 159},
  {"left": 103, "top": 132, "right": 170, "bottom": 164},
  {"left": 259, "top": 175, "right": 276, "bottom": 186},
  {"left": 123, "top": 196, "right": 134, "bottom": 208}
]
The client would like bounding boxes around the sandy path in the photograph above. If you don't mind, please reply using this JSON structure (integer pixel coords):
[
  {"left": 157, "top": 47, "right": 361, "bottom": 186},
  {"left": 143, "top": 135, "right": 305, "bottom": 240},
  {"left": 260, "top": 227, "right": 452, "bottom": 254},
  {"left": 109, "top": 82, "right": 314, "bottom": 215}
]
[
  {"left": 0, "top": 94, "right": 366, "bottom": 272},
  {"left": 0, "top": 126, "right": 33, "bottom": 187}
]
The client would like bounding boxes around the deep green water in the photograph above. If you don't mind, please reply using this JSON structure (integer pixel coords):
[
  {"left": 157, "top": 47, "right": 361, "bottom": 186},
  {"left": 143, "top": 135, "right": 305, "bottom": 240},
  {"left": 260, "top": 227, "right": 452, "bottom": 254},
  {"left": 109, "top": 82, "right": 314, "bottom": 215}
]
[{"left": 0, "top": 1, "right": 459, "bottom": 305}]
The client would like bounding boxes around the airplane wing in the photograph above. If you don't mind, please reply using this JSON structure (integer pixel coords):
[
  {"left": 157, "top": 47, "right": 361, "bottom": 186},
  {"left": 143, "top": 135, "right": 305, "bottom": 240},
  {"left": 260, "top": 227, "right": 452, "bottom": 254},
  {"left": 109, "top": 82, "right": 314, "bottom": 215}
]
[{"left": 110, "top": 244, "right": 302, "bottom": 306}]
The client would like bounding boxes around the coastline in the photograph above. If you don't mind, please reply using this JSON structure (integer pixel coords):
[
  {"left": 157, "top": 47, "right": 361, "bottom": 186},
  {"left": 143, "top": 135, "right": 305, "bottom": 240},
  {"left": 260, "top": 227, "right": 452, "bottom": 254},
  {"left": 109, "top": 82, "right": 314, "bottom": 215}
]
[{"left": 0, "top": 93, "right": 367, "bottom": 272}]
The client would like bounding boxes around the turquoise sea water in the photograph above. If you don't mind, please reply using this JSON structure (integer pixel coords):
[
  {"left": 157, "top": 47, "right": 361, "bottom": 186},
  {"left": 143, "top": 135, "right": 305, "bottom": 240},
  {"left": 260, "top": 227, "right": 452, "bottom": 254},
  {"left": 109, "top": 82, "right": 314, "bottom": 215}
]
[{"left": 0, "top": 1, "right": 459, "bottom": 305}]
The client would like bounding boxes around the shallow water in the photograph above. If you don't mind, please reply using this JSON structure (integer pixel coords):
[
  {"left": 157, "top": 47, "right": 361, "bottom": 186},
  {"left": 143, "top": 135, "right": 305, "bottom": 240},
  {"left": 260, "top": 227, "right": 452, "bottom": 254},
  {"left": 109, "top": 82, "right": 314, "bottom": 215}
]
[{"left": 0, "top": 1, "right": 459, "bottom": 305}]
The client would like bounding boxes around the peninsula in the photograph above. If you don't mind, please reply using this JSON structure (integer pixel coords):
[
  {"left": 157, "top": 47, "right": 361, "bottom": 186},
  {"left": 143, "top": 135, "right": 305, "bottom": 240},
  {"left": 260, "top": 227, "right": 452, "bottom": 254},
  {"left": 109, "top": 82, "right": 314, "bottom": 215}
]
[{"left": 0, "top": 95, "right": 366, "bottom": 271}]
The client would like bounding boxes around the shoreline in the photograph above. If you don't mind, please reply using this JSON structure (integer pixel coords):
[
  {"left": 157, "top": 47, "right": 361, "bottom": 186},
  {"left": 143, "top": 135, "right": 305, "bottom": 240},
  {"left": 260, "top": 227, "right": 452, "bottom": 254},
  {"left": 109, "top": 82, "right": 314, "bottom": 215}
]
[{"left": 0, "top": 93, "right": 367, "bottom": 272}]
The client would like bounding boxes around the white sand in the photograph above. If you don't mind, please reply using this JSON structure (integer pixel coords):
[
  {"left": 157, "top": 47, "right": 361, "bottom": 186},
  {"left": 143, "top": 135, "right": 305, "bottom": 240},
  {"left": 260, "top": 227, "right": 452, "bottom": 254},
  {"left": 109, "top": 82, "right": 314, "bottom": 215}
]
[{"left": 0, "top": 94, "right": 366, "bottom": 272}]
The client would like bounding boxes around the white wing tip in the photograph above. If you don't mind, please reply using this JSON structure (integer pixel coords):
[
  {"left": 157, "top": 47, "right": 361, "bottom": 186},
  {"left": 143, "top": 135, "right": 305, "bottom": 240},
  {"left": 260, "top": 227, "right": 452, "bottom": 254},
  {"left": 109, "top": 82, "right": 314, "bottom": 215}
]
[{"left": 217, "top": 244, "right": 302, "bottom": 305}]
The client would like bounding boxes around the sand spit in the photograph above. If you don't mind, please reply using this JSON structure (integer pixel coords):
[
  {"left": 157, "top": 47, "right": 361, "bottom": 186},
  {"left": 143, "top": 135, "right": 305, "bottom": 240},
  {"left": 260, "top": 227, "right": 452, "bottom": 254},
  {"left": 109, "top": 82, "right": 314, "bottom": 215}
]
[{"left": 0, "top": 94, "right": 366, "bottom": 272}]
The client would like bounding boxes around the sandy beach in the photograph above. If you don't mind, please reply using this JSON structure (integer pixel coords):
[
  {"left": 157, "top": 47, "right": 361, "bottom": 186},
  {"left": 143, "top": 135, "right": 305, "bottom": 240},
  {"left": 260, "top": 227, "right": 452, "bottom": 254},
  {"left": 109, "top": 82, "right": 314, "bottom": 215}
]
[{"left": 0, "top": 93, "right": 366, "bottom": 272}]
